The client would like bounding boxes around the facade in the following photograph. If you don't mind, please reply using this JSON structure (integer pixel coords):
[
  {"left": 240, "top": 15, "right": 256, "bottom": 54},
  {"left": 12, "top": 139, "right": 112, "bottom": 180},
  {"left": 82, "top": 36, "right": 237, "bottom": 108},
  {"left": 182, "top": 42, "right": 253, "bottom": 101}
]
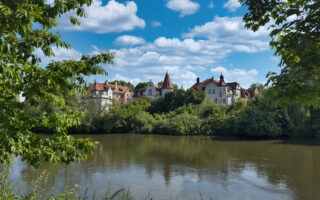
[
  {"left": 135, "top": 72, "right": 174, "bottom": 98},
  {"left": 91, "top": 81, "right": 134, "bottom": 110},
  {"left": 191, "top": 74, "right": 257, "bottom": 105}
]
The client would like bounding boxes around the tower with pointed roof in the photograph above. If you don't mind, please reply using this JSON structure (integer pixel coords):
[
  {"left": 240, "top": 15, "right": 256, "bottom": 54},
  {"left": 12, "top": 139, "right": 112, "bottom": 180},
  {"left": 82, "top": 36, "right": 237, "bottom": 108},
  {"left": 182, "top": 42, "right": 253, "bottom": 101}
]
[
  {"left": 160, "top": 72, "right": 174, "bottom": 97},
  {"left": 135, "top": 72, "right": 174, "bottom": 98}
]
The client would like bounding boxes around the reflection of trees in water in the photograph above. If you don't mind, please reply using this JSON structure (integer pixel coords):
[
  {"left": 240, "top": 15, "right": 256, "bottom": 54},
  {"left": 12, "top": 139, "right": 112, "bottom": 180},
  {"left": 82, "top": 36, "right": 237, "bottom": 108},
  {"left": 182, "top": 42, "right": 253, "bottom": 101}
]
[{"left": 15, "top": 135, "right": 320, "bottom": 199}]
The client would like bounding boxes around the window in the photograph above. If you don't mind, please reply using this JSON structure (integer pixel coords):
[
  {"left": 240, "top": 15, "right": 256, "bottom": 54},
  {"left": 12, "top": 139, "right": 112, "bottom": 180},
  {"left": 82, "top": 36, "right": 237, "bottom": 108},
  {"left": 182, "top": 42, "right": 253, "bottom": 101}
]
[
  {"left": 223, "top": 98, "right": 226, "bottom": 104},
  {"left": 214, "top": 98, "right": 218, "bottom": 103},
  {"left": 148, "top": 89, "right": 152, "bottom": 96},
  {"left": 208, "top": 89, "right": 211, "bottom": 94},
  {"left": 212, "top": 89, "right": 215, "bottom": 94}
]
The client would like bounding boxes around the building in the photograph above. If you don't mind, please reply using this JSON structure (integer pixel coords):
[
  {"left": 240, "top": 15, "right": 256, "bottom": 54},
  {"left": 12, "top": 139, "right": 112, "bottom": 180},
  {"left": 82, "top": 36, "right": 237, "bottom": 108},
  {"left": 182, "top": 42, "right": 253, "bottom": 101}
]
[
  {"left": 191, "top": 74, "right": 256, "bottom": 105},
  {"left": 90, "top": 81, "right": 134, "bottom": 110},
  {"left": 135, "top": 72, "right": 174, "bottom": 98}
]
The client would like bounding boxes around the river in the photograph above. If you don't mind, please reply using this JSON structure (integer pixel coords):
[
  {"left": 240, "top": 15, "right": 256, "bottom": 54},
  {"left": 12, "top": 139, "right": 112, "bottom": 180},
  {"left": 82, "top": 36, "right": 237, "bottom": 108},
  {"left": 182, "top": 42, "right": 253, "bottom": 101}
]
[{"left": 9, "top": 134, "right": 320, "bottom": 199}]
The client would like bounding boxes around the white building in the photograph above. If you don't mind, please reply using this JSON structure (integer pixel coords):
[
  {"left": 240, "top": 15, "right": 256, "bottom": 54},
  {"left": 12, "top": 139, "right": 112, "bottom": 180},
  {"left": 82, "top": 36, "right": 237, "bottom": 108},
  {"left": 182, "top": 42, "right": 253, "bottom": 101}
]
[
  {"left": 191, "top": 74, "right": 242, "bottom": 105},
  {"left": 90, "top": 81, "right": 134, "bottom": 110}
]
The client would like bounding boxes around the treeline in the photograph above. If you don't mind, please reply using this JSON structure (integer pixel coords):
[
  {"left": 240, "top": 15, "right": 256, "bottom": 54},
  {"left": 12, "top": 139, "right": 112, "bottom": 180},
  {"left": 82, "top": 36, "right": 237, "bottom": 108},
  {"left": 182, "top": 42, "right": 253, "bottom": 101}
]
[{"left": 76, "top": 88, "right": 320, "bottom": 138}]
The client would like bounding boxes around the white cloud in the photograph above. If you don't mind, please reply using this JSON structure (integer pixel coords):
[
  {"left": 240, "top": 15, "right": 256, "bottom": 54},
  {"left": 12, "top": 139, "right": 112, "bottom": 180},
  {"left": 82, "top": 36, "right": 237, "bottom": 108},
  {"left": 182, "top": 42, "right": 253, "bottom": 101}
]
[
  {"left": 184, "top": 16, "right": 270, "bottom": 52},
  {"left": 223, "top": 0, "right": 241, "bottom": 12},
  {"left": 35, "top": 47, "right": 82, "bottom": 64},
  {"left": 76, "top": 16, "right": 270, "bottom": 88},
  {"left": 112, "top": 74, "right": 141, "bottom": 86},
  {"left": 114, "top": 35, "right": 146, "bottom": 46},
  {"left": 151, "top": 21, "right": 162, "bottom": 27},
  {"left": 166, "top": 0, "right": 200, "bottom": 17},
  {"left": 58, "top": 0, "right": 145, "bottom": 33},
  {"left": 211, "top": 66, "right": 258, "bottom": 88}
]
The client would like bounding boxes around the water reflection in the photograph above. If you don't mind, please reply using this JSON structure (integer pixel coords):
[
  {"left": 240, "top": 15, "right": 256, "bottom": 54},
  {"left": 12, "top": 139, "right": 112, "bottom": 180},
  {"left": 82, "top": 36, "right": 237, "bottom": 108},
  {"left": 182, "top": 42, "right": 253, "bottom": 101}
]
[{"left": 9, "top": 134, "right": 320, "bottom": 200}]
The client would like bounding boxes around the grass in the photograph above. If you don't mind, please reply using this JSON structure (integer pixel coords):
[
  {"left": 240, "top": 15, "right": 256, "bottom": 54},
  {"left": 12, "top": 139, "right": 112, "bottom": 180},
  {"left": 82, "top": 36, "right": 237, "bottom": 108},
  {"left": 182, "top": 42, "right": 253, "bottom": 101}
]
[{"left": 0, "top": 165, "right": 136, "bottom": 200}]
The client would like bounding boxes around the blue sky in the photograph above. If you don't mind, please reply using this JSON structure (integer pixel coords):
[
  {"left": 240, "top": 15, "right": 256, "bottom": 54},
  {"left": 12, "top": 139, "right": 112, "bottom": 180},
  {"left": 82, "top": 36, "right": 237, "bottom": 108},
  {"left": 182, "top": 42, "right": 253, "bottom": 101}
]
[{"left": 42, "top": 0, "right": 280, "bottom": 88}]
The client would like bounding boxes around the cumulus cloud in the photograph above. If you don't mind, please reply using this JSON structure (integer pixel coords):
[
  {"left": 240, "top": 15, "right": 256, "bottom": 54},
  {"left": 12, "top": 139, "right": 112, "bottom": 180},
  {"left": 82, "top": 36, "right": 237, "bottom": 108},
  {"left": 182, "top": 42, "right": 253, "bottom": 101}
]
[
  {"left": 114, "top": 35, "right": 146, "bottom": 46},
  {"left": 35, "top": 47, "right": 82, "bottom": 64},
  {"left": 211, "top": 66, "right": 258, "bottom": 88},
  {"left": 223, "top": 0, "right": 241, "bottom": 12},
  {"left": 166, "top": 0, "right": 200, "bottom": 17},
  {"left": 58, "top": 0, "right": 145, "bottom": 33},
  {"left": 50, "top": 16, "right": 269, "bottom": 88},
  {"left": 184, "top": 16, "right": 270, "bottom": 52}
]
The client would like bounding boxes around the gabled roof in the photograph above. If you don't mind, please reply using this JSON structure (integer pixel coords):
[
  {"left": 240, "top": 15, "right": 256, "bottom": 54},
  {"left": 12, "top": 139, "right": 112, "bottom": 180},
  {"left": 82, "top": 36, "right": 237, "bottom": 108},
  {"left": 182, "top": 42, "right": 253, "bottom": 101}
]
[
  {"left": 226, "top": 82, "right": 240, "bottom": 90},
  {"left": 161, "top": 72, "right": 173, "bottom": 89},
  {"left": 191, "top": 78, "right": 219, "bottom": 90}
]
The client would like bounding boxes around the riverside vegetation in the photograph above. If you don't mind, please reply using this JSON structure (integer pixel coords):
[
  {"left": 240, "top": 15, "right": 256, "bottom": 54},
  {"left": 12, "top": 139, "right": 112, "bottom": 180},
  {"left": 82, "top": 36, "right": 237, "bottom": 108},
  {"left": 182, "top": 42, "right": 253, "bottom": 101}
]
[{"left": 74, "top": 87, "right": 320, "bottom": 138}]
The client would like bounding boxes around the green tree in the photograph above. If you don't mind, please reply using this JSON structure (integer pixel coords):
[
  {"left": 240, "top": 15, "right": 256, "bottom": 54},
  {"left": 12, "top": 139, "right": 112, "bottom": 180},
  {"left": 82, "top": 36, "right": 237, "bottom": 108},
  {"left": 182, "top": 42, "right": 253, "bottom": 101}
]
[
  {"left": 134, "top": 82, "right": 148, "bottom": 92},
  {"left": 0, "top": 0, "right": 114, "bottom": 166},
  {"left": 149, "top": 89, "right": 205, "bottom": 113},
  {"left": 240, "top": 0, "right": 320, "bottom": 105}
]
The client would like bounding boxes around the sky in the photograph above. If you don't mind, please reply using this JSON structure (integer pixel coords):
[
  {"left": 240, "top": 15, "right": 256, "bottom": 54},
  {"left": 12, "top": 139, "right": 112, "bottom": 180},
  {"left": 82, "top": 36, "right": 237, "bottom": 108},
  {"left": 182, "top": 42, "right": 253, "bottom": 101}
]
[{"left": 41, "top": 0, "right": 281, "bottom": 89}]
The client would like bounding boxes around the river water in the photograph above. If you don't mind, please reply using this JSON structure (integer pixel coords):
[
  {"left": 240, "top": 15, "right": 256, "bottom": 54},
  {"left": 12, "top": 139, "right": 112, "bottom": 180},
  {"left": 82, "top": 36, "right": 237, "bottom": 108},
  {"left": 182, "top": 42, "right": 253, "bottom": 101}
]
[{"left": 9, "top": 134, "right": 320, "bottom": 199}]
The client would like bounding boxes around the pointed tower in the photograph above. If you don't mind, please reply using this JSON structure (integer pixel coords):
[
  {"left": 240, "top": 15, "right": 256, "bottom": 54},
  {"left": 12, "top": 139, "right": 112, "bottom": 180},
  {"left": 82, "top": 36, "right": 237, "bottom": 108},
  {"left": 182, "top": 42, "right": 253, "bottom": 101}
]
[
  {"left": 161, "top": 72, "right": 174, "bottom": 97},
  {"left": 161, "top": 72, "right": 173, "bottom": 90}
]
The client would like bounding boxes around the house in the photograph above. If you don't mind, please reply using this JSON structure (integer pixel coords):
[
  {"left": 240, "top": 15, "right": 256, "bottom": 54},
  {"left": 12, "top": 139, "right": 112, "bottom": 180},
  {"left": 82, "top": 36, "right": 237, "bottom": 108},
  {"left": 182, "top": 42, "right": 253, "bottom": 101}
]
[
  {"left": 191, "top": 74, "right": 259, "bottom": 105},
  {"left": 90, "top": 81, "right": 134, "bottom": 110},
  {"left": 191, "top": 74, "right": 250, "bottom": 105},
  {"left": 135, "top": 72, "right": 174, "bottom": 98}
]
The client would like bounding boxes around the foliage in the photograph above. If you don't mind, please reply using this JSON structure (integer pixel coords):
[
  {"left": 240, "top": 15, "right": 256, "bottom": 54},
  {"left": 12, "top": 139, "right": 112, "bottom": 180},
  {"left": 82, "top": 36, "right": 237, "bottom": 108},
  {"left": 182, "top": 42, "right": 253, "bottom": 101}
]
[
  {"left": 240, "top": 0, "right": 320, "bottom": 105},
  {"left": 153, "top": 105, "right": 206, "bottom": 135},
  {"left": 134, "top": 82, "right": 148, "bottom": 92},
  {"left": 148, "top": 89, "right": 205, "bottom": 113},
  {"left": 0, "top": 0, "right": 114, "bottom": 166},
  {"left": 96, "top": 98, "right": 155, "bottom": 134},
  {"left": 108, "top": 80, "right": 134, "bottom": 90}
]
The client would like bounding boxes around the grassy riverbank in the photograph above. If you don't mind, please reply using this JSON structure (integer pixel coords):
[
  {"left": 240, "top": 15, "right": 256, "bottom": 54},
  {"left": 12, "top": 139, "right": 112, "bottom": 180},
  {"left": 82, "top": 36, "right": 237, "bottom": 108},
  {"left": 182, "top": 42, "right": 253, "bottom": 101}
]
[{"left": 0, "top": 166, "right": 135, "bottom": 200}]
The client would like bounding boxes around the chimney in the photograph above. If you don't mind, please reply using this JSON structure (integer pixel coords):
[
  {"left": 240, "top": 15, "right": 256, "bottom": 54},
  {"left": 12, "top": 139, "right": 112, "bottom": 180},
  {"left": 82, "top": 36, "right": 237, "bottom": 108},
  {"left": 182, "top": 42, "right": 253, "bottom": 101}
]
[
  {"left": 196, "top": 77, "right": 200, "bottom": 84},
  {"left": 115, "top": 81, "right": 118, "bottom": 90}
]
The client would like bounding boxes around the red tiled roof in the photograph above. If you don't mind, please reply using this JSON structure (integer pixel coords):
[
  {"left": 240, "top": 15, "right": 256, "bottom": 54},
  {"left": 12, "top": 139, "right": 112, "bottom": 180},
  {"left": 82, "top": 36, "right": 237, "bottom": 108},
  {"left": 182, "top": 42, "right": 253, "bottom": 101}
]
[
  {"left": 191, "top": 78, "right": 219, "bottom": 90},
  {"left": 161, "top": 72, "right": 173, "bottom": 89},
  {"left": 92, "top": 83, "right": 132, "bottom": 94}
]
